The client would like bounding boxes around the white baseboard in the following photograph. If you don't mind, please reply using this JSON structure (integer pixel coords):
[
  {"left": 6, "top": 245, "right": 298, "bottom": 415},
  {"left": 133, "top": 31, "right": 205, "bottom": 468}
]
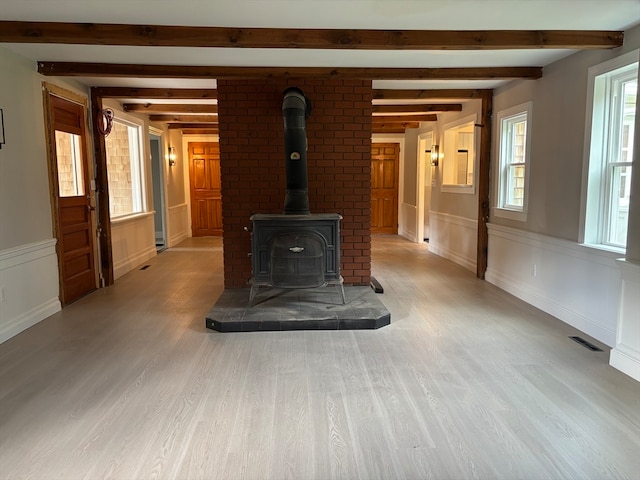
[
  {"left": 485, "top": 268, "right": 616, "bottom": 346},
  {"left": 428, "top": 211, "right": 477, "bottom": 272},
  {"left": 610, "top": 345, "right": 640, "bottom": 381},
  {"left": 0, "top": 298, "right": 61, "bottom": 344},
  {"left": 113, "top": 246, "right": 157, "bottom": 280},
  {"left": 486, "top": 223, "right": 620, "bottom": 346}
]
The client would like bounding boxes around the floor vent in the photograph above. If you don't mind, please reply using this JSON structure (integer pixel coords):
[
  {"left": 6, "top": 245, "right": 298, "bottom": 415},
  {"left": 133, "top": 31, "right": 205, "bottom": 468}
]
[
  {"left": 569, "top": 336, "right": 603, "bottom": 352},
  {"left": 140, "top": 265, "right": 151, "bottom": 270}
]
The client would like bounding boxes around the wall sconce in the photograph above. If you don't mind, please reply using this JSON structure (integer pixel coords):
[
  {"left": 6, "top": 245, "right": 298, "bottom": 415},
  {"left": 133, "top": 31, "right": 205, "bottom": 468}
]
[
  {"left": 430, "top": 144, "right": 440, "bottom": 166},
  {"left": 0, "top": 108, "right": 5, "bottom": 149},
  {"left": 168, "top": 146, "right": 176, "bottom": 166}
]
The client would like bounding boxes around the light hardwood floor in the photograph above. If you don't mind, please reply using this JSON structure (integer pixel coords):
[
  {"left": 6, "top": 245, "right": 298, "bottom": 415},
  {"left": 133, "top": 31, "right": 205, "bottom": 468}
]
[{"left": 1, "top": 235, "right": 638, "bottom": 480}]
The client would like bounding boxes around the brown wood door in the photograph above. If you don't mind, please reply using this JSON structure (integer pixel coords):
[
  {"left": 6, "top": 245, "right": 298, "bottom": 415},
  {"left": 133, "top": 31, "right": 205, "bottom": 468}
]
[
  {"left": 49, "top": 94, "right": 97, "bottom": 305},
  {"left": 189, "top": 142, "right": 223, "bottom": 236},
  {"left": 371, "top": 143, "right": 400, "bottom": 234}
]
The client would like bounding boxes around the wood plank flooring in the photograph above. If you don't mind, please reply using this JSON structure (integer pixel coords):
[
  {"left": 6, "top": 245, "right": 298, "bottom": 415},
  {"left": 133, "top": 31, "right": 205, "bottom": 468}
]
[{"left": 1, "top": 235, "right": 638, "bottom": 480}]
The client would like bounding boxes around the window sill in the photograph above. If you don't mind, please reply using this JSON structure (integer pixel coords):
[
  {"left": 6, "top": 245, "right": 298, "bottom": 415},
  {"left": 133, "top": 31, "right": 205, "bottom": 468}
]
[
  {"left": 580, "top": 242, "right": 626, "bottom": 256},
  {"left": 110, "top": 211, "right": 153, "bottom": 226},
  {"left": 493, "top": 207, "right": 527, "bottom": 222},
  {"left": 441, "top": 184, "right": 475, "bottom": 195}
]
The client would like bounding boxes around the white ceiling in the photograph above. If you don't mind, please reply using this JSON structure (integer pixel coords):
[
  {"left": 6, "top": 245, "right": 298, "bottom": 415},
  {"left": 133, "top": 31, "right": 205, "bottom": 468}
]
[{"left": 2, "top": 0, "right": 639, "bottom": 93}]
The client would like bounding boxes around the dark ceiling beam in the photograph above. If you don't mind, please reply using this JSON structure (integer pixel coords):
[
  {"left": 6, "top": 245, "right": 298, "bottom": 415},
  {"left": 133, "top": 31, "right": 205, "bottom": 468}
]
[
  {"left": 148, "top": 114, "right": 218, "bottom": 122},
  {"left": 180, "top": 129, "right": 219, "bottom": 135},
  {"left": 37, "top": 62, "right": 543, "bottom": 80},
  {"left": 123, "top": 103, "right": 218, "bottom": 113},
  {"left": 372, "top": 122, "right": 421, "bottom": 130},
  {"left": 372, "top": 114, "right": 437, "bottom": 123},
  {"left": 372, "top": 126, "right": 413, "bottom": 134},
  {"left": 93, "top": 87, "right": 217, "bottom": 99},
  {"left": 373, "top": 89, "right": 491, "bottom": 99},
  {"left": 0, "top": 22, "right": 624, "bottom": 50},
  {"left": 168, "top": 123, "right": 220, "bottom": 130},
  {"left": 373, "top": 104, "right": 461, "bottom": 113}
]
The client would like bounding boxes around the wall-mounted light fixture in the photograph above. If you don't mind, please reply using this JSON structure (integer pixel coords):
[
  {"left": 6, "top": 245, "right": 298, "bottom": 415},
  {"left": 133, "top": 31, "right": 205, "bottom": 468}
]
[
  {"left": 168, "top": 146, "right": 176, "bottom": 166},
  {"left": 0, "top": 108, "right": 5, "bottom": 149},
  {"left": 430, "top": 144, "right": 440, "bottom": 166}
]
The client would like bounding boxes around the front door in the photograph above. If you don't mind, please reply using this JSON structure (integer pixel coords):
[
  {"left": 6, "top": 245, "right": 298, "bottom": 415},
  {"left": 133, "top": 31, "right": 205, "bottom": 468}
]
[
  {"left": 189, "top": 142, "right": 223, "bottom": 236},
  {"left": 371, "top": 143, "right": 400, "bottom": 234},
  {"left": 47, "top": 93, "right": 97, "bottom": 305}
]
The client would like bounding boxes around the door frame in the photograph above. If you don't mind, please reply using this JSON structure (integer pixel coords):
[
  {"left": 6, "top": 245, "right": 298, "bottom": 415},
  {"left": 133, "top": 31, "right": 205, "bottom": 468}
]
[
  {"left": 416, "top": 130, "right": 434, "bottom": 244},
  {"left": 149, "top": 127, "right": 168, "bottom": 250},
  {"left": 41, "top": 82, "right": 100, "bottom": 301}
]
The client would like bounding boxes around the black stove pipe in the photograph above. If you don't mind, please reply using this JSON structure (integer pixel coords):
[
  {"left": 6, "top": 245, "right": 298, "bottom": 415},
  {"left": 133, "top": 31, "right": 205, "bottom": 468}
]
[{"left": 282, "top": 87, "right": 312, "bottom": 215}]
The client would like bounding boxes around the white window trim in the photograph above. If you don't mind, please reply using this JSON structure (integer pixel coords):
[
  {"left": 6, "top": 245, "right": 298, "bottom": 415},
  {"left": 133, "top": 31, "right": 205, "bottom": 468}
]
[
  {"left": 441, "top": 114, "right": 478, "bottom": 194},
  {"left": 493, "top": 102, "right": 533, "bottom": 222},
  {"left": 579, "top": 49, "right": 639, "bottom": 253},
  {"left": 107, "top": 116, "right": 148, "bottom": 220}
]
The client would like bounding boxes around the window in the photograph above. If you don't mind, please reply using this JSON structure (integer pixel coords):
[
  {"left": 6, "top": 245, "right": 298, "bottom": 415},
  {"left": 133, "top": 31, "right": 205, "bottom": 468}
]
[
  {"left": 494, "top": 102, "right": 532, "bottom": 221},
  {"left": 583, "top": 51, "right": 638, "bottom": 250},
  {"left": 105, "top": 119, "right": 146, "bottom": 218},
  {"left": 441, "top": 114, "right": 477, "bottom": 194}
]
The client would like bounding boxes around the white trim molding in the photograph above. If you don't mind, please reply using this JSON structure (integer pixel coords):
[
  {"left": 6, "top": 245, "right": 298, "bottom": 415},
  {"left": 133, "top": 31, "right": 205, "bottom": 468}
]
[
  {"left": 0, "top": 239, "right": 61, "bottom": 343},
  {"left": 486, "top": 223, "right": 621, "bottom": 346},
  {"left": 610, "top": 259, "right": 640, "bottom": 381},
  {"left": 428, "top": 211, "right": 477, "bottom": 272}
]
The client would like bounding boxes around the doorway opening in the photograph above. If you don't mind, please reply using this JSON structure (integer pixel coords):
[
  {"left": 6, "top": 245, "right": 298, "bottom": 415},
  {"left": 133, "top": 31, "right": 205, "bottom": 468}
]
[{"left": 149, "top": 131, "right": 167, "bottom": 251}]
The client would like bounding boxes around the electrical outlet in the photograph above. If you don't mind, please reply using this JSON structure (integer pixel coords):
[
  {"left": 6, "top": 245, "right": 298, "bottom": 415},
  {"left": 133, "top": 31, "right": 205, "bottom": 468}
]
[{"left": 531, "top": 264, "right": 537, "bottom": 277}]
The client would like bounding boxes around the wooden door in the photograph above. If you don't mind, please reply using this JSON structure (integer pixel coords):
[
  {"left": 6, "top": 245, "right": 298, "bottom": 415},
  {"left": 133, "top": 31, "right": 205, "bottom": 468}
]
[
  {"left": 371, "top": 143, "right": 400, "bottom": 234},
  {"left": 48, "top": 94, "right": 97, "bottom": 305},
  {"left": 189, "top": 142, "right": 223, "bottom": 236}
]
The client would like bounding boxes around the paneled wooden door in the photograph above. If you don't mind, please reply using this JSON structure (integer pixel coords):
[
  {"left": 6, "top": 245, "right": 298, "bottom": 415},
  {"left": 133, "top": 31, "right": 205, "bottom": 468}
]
[
  {"left": 189, "top": 142, "right": 223, "bottom": 236},
  {"left": 371, "top": 143, "right": 400, "bottom": 234},
  {"left": 47, "top": 93, "right": 97, "bottom": 305}
]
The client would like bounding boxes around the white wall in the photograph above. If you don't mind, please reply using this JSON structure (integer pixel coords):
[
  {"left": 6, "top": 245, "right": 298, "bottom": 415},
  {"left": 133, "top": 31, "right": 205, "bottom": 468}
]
[
  {"left": 0, "top": 47, "right": 91, "bottom": 342},
  {"left": 486, "top": 24, "right": 640, "bottom": 351}
]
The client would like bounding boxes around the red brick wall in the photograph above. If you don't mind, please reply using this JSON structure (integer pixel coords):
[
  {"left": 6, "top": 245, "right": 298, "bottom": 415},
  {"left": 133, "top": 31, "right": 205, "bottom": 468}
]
[{"left": 218, "top": 78, "right": 372, "bottom": 288}]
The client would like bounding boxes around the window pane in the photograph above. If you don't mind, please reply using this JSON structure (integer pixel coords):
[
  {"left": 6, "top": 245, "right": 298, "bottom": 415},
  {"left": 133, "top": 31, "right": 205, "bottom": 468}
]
[
  {"left": 55, "top": 130, "right": 84, "bottom": 197},
  {"left": 105, "top": 121, "right": 143, "bottom": 218},
  {"left": 607, "top": 165, "right": 632, "bottom": 246},
  {"left": 507, "top": 164, "right": 525, "bottom": 207}
]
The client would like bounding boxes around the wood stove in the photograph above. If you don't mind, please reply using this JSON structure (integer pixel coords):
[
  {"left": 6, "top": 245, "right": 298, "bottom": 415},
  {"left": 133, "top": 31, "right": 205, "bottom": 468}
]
[
  {"left": 248, "top": 87, "right": 344, "bottom": 304},
  {"left": 249, "top": 213, "right": 344, "bottom": 303}
]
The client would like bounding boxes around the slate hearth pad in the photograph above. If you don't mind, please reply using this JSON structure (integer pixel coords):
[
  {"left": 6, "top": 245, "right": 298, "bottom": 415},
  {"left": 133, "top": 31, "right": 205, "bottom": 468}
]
[{"left": 205, "top": 286, "right": 390, "bottom": 332}]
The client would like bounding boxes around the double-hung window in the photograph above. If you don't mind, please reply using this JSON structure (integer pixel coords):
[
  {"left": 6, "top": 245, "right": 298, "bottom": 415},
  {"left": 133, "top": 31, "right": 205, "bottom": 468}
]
[
  {"left": 494, "top": 102, "right": 532, "bottom": 221},
  {"left": 583, "top": 51, "right": 638, "bottom": 250},
  {"left": 105, "top": 119, "right": 146, "bottom": 218}
]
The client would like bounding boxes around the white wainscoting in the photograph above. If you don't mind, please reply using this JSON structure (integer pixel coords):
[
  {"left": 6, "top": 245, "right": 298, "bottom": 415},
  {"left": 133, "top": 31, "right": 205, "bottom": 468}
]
[
  {"left": 399, "top": 202, "right": 418, "bottom": 242},
  {"left": 610, "top": 260, "right": 640, "bottom": 381},
  {"left": 0, "top": 239, "right": 61, "bottom": 343},
  {"left": 111, "top": 213, "right": 157, "bottom": 280},
  {"left": 428, "top": 211, "right": 477, "bottom": 272},
  {"left": 486, "top": 223, "right": 622, "bottom": 347},
  {"left": 168, "top": 203, "right": 189, "bottom": 247}
]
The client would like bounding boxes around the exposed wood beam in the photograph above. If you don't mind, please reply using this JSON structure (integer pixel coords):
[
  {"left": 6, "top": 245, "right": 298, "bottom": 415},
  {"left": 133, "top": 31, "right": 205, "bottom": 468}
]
[
  {"left": 37, "top": 62, "right": 543, "bottom": 80},
  {"left": 149, "top": 114, "right": 218, "bottom": 122},
  {"left": 93, "top": 87, "right": 217, "bottom": 99},
  {"left": 373, "top": 104, "right": 461, "bottom": 114},
  {"left": 371, "top": 122, "right": 421, "bottom": 130},
  {"left": 372, "top": 114, "right": 437, "bottom": 123},
  {"left": 1, "top": 22, "right": 624, "bottom": 50},
  {"left": 372, "top": 126, "right": 410, "bottom": 134},
  {"left": 181, "top": 129, "right": 219, "bottom": 135},
  {"left": 373, "top": 89, "right": 490, "bottom": 100},
  {"left": 123, "top": 104, "right": 217, "bottom": 113},
  {"left": 168, "top": 123, "right": 220, "bottom": 130}
]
